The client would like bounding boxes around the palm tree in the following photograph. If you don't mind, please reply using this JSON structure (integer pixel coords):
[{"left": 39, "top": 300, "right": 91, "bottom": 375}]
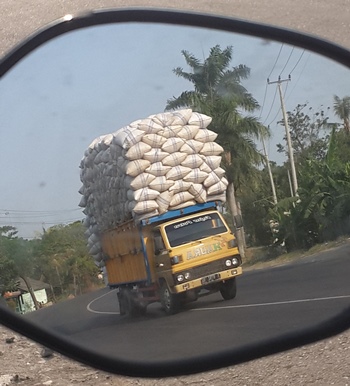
[
  {"left": 166, "top": 45, "right": 270, "bottom": 257},
  {"left": 166, "top": 45, "right": 269, "bottom": 191},
  {"left": 333, "top": 95, "right": 350, "bottom": 134}
]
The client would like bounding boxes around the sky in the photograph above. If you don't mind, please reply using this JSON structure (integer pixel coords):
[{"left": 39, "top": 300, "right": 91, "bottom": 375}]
[{"left": 0, "top": 22, "right": 350, "bottom": 238}]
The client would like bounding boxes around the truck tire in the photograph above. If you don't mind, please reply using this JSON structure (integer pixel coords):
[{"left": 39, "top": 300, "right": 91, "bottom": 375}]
[
  {"left": 117, "top": 291, "right": 127, "bottom": 316},
  {"left": 219, "top": 278, "right": 237, "bottom": 300},
  {"left": 118, "top": 289, "right": 147, "bottom": 317},
  {"left": 160, "top": 282, "right": 180, "bottom": 315}
]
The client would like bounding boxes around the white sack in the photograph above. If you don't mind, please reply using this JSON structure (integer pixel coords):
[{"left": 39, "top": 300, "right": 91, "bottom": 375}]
[
  {"left": 125, "top": 142, "right": 152, "bottom": 160},
  {"left": 125, "top": 159, "right": 151, "bottom": 177},
  {"left": 143, "top": 149, "right": 169, "bottom": 162},
  {"left": 166, "top": 166, "right": 191, "bottom": 181},
  {"left": 146, "top": 162, "right": 172, "bottom": 176},
  {"left": 130, "top": 173, "right": 156, "bottom": 190},
  {"left": 162, "top": 152, "right": 188, "bottom": 167},
  {"left": 195, "top": 128, "right": 218, "bottom": 143},
  {"left": 133, "top": 200, "right": 159, "bottom": 214},
  {"left": 201, "top": 142, "right": 224, "bottom": 156},
  {"left": 188, "top": 112, "right": 212, "bottom": 128}
]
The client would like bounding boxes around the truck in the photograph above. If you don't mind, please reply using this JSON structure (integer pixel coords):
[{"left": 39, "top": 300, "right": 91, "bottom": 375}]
[{"left": 101, "top": 201, "right": 242, "bottom": 316}]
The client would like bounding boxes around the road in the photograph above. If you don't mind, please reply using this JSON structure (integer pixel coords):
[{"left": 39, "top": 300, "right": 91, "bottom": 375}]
[{"left": 25, "top": 242, "right": 350, "bottom": 363}]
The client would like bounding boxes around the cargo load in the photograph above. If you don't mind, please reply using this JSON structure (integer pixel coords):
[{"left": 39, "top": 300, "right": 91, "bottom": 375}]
[{"left": 79, "top": 109, "right": 228, "bottom": 265}]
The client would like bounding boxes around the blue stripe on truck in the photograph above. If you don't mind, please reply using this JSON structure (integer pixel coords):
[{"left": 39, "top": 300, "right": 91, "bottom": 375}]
[{"left": 140, "top": 201, "right": 217, "bottom": 226}]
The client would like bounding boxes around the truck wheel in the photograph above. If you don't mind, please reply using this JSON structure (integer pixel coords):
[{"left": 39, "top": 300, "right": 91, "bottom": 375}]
[
  {"left": 160, "top": 282, "right": 180, "bottom": 315},
  {"left": 117, "top": 291, "right": 127, "bottom": 316},
  {"left": 118, "top": 289, "right": 147, "bottom": 317},
  {"left": 219, "top": 278, "right": 237, "bottom": 300}
]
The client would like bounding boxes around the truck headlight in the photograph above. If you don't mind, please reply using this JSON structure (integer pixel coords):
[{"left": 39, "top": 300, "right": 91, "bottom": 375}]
[
  {"left": 232, "top": 257, "right": 239, "bottom": 267},
  {"left": 176, "top": 274, "right": 185, "bottom": 282},
  {"left": 225, "top": 259, "right": 232, "bottom": 267},
  {"left": 176, "top": 272, "right": 191, "bottom": 283},
  {"left": 227, "top": 239, "right": 237, "bottom": 248}
]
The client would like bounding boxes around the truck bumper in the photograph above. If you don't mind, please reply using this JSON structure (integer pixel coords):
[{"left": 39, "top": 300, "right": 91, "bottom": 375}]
[{"left": 173, "top": 266, "right": 243, "bottom": 293}]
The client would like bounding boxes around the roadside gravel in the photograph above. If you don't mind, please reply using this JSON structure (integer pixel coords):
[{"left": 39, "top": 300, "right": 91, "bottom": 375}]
[{"left": 0, "top": 324, "right": 349, "bottom": 386}]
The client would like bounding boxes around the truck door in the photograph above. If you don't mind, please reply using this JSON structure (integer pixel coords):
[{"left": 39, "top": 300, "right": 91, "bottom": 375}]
[{"left": 153, "top": 230, "right": 172, "bottom": 272}]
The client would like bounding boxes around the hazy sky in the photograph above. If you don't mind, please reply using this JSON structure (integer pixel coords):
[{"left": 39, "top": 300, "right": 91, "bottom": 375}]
[{"left": 1, "top": 22, "right": 349, "bottom": 238}]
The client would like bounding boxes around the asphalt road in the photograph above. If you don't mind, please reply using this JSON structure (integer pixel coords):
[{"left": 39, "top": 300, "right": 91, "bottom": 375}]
[{"left": 25, "top": 242, "right": 350, "bottom": 363}]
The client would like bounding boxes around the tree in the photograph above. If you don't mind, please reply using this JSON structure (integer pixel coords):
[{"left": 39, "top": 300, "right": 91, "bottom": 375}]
[
  {"left": 333, "top": 95, "right": 350, "bottom": 134},
  {"left": 34, "top": 222, "right": 100, "bottom": 297},
  {"left": 0, "top": 226, "right": 40, "bottom": 308},
  {"left": 277, "top": 103, "right": 332, "bottom": 164},
  {"left": 166, "top": 45, "right": 268, "bottom": 191},
  {"left": 271, "top": 127, "right": 350, "bottom": 250},
  {"left": 166, "top": 45, "right": 270, "bottom": 257}
]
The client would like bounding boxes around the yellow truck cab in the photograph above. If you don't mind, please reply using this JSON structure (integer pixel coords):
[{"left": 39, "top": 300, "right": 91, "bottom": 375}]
[{"left": 101, "top": 201, "right": 242, "bottom": 316}]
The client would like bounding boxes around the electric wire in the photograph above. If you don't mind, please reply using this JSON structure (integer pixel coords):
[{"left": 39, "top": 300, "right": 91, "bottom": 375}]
[
  {"left": 268, "top": 44, "right": 284, "bottom": 80},
  {"left": 258, "top": 82, "right": 269, "bottom": 120},
  {"left": 263, "top": 85, "right": 278, "bottom": 125},
  {"left": 285, "top": 52, "right": 311, "bottom": 102},
  {"left": 261, "top": 44, "right": 284, "bottom": 124},
  {"left": 279, "top": 47, "right": 295, "bottom": 77},
  {"left": 288, "top": 49, "right": 306, "bottom": 76}
]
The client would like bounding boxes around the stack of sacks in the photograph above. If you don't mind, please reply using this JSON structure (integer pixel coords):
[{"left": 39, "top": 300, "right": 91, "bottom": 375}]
[{"left": 79, "top": 109, "right": 228, "bottom": 265}]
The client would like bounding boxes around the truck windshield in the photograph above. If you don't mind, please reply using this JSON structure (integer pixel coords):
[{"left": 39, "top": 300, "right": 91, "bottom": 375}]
[{"left": 165, "top": 213, "right": 228, "bottom": 247}]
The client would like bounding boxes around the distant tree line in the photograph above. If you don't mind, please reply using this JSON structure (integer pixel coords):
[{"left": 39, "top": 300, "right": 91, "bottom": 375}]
[{"left": 0, "top": 223, "right": 101, "bottom": 302}]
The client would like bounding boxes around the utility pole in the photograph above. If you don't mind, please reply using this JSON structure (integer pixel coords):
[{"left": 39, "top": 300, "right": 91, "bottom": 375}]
[
  {"left": 268, "top": 76, "right": 298, "bottom": 196},
  {"left": 262, "top": 137, "right": 278, "bottom": 205}
]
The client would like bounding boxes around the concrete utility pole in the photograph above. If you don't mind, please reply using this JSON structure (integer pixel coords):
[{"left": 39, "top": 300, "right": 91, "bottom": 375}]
[
  {"left": 262, "top": 138, "right": 278, "bottom": 205},
  {"left": 268, "top": 76, "right": 299, "bottom": 196}
]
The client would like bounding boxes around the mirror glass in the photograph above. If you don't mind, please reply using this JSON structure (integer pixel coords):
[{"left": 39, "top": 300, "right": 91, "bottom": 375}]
[{"left": 1, "top": 22, "right": 350, "bottom": 364}]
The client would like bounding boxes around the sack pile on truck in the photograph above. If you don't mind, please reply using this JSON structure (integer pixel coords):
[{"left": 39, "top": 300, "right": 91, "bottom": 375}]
[{"left": 79, "top": 109, "right": 228, "bottom": 265}]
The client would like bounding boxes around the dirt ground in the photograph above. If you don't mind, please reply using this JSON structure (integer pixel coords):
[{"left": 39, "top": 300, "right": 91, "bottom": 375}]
[{"left": 0, "top": 323, "right": 349, "bottom": 386}]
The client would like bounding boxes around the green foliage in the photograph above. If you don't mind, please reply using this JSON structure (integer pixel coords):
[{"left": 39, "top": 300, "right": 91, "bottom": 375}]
[
  {"left": 0, "top": 226, "right": 35, "bottom": 294},
  {"left": 244, "top": 98, "right": 350, "bottom": 251},
  {"left": 34, "top": 221, "right": 99, "bottom": 297},
  {"left": 0, "top": 222, "right": 100, "bottom": 299},
  {"left": 333, "top": 95, "right": 350, "bottom": 134},
  {"left": 0, "top": 254, "right": 18, "bottom": 295},
  {"left": 277, "top": 103, "right": 332, "bottom": 163},
  {"left": 271, "top": 127, "right": 350, "bottom": 250},
  {"left": 166, "top": 44, "right": 269, "bottom": 192}
]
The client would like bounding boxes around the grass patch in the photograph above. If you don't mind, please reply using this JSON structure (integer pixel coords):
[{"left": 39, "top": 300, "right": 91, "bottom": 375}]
[{"left": 243, "top": 235, "right": 350, "bottom": 271}]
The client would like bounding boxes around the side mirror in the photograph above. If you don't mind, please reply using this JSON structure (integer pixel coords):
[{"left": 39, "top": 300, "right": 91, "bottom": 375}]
[{"left": 1, "top": 8, "right": 350, "bottom": 378}]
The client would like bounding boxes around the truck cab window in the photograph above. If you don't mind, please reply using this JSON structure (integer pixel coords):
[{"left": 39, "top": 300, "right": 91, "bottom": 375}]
[{"left": 165, "top": 212, "right": 228, "bottom": 247}]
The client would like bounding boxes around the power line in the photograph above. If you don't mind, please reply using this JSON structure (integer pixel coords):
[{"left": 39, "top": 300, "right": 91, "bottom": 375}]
[
  {"left": 0, "top": 208, "right": 81, "bottom": 214},
  {"left": 279, "top": 47, "right": 295, "bottom": 77},
  {"left": 263, "top": 85, "right": 278, "bottom": 125},
  {"left": 285, "top": 52, "right": 311, "bottom": 102},
  {"left": 289, "top": 49, "right": 305, "bottom": 76},
  {"left": 0, "top": 218, "right": 83, "bottom": 225},
  {"left": 258, "top": 82, "right": 269, "bottom": 120},
  {"left": 268, "top": 44, "right": 284, "bottom": 79}
]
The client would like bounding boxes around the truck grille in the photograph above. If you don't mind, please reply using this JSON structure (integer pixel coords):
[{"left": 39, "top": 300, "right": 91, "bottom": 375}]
[{"left": 190, "top": 259, "right": 228, "bottom": 280}]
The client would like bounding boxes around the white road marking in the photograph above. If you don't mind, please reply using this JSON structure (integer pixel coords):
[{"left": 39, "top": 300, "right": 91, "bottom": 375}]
[
  {"left": 87, "top": 289, "right": 120, "bottom": 314},
  {"left": 191, "top": 294, "right": 350, "bottom": 312},
  {"left": 87, "top": 291, "right": 350, "bottom": 315}
]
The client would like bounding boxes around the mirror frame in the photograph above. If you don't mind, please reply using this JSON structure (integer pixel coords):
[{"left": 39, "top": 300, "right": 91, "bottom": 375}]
[{"left": 1, "top": 8, "right": 350, "bottom": 378}]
